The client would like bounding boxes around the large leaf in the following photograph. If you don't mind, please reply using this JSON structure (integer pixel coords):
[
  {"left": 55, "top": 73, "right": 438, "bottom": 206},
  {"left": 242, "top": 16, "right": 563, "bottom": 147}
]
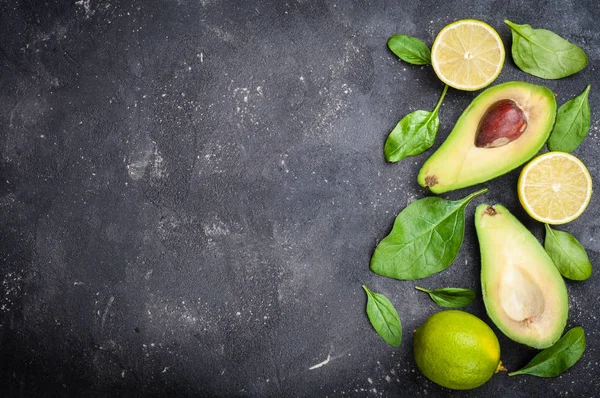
[
  {"left": 505, "top": 20, "right": 588, "bottom": 79},
  {"left": 370, "top": 188, "right": 487, "bottom": 280}
]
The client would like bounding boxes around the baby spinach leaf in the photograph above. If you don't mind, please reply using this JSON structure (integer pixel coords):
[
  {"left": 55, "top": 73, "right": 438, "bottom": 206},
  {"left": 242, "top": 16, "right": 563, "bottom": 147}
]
[
  {"left": 387, "top": 34, "right": 431, "bottom": 65},
  {"left": 548, "top": 85, "right": 591, "bottom": 153},
  {"left": 384, "top": 85, "right": 448, "bottom": 163},
  {"left": 544, "top": 224, "right": 592, "bottom": 281},
  {"left": 505, "top": 20, "right": 588, "bottom": 79},
  {"left": 509, "top": 327, "right": 586, "bottom": 377},
  {"left": 415, "top": 286, "right": 475, "bottom": 308},
  {"left": 370, "top": 188, "right": 487, "bottom": 280},
  {"left": 362, "top": 285, "right": 402, "bottom": 347}
]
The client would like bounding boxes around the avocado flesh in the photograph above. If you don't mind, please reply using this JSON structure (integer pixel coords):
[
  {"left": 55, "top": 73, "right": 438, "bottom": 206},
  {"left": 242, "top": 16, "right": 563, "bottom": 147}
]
[
  {"left": 418, "top": 81, "right": 557, "bottom": 194},
  {"left": 475, "top": 204, "right": 568, "bottom": 349}
]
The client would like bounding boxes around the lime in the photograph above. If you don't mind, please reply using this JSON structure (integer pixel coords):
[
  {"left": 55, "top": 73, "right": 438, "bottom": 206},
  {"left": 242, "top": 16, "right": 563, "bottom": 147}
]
[
  {"left": 414, "top": 310, "right": 503, "bottom": 390},
  {"left": 518, "top": 152, "right": 593, "bottom": 225},
  {"left": 431, "top": 19, "right": 505, "bottom": 91}
]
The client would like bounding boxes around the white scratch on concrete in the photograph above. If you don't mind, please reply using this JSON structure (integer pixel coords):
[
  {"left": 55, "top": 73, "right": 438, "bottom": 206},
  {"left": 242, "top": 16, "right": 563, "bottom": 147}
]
[
  {"left": 100, "top": 296, "right": 115, "bottom": 330},
  {"left": 309, "top": 354, "right": 331, "bottom": 370}
]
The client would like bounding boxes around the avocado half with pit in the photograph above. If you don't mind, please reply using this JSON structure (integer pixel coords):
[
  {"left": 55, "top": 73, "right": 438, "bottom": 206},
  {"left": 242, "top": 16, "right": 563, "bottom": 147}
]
[
  {"left": 475, "top": 204, "right": 568, "bottom": 349},
  {"left": 418, "top": 81, "right": 557, "bottom": 194}
]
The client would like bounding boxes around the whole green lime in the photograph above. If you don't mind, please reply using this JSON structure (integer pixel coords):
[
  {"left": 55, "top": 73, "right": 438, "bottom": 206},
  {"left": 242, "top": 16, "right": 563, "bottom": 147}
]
[{"left": 414, "top": 310, "right": 502, "bottom": 390}]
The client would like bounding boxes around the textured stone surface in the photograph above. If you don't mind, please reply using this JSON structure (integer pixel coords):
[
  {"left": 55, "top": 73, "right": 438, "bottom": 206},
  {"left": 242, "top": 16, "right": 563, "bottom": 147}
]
[{"left": 1, "top": 0, "right": 599, "bottom": 396}]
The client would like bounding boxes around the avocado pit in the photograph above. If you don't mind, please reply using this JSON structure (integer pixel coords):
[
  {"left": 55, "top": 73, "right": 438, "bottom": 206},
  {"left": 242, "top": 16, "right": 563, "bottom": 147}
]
[
  {"left": 499, "top": 264, "right": 545, "bottom": 323},
  {"left": 475, "top": 99, "right": 528, "bottom": 148}
]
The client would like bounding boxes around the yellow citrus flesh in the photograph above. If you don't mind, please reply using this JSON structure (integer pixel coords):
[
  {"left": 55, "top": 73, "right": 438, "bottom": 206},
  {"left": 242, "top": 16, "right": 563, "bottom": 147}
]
[
  {"left": 414, "top": 310, "right": 501, "bottom": 390},
  {"left": 431, "top": 19, "right": 505, "bottom": 91},
  {"left": 518, "top": 152, "right": 593, "bottom": 224}
]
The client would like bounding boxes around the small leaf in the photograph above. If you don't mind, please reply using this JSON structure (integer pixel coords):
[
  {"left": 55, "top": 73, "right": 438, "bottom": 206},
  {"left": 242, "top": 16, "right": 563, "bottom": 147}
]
[
  {"left": 370, "top": 188, "right": 487, "bottom": 280},
  {"left": 362, "top": 285, "right": 402, "bottom": 347},
  {"left": 505, "top": 20, "right": 588, "bottom": 79},
  {"left": 384, "top": 110, "right": 438, "bottom": 162},
  {"left": 548, "top": 85, "right": 591, "bottom": 153},
  {"left": 387, "top": 34, "right": 431, "bottom": 65},
  {"left": 509, "top": 327, "right": 586, "bottom": 377},
  {"left": 384, "top": 85, "right": 448, "bottom": 163},
  {"left": 544, "top": 224, "right": 592, "bottom": 281},
  {"left": 415, "top": 286, "right": 476, "bottom": 308}
]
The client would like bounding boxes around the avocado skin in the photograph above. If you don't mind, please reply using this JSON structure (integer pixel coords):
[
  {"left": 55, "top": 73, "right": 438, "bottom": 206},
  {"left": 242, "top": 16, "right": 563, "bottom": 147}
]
[{"left": 418, "top": 81, "right": 557, "bottom": 194}]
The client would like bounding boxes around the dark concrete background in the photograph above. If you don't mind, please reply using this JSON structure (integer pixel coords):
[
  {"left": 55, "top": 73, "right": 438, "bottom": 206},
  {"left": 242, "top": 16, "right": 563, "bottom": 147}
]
[{"left": 1, "top": 0, "right": 599, "bottom": 396}]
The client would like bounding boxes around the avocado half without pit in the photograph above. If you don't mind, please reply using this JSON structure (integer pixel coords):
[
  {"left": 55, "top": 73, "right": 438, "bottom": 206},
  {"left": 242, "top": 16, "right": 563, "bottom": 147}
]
[
  {"left": 418, "top": 81, "right": 557, "bottom": 194},
  {"left": 475, "top": 204, "right": 568, "bottom": 349}
]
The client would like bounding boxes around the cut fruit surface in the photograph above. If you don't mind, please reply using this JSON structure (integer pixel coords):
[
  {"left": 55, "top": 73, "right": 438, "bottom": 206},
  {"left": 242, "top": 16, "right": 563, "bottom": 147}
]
[
  {"left": 518, "top": 152, "right": 592, "bottom": 224},
  {"left": 431, "top": 19, "right": 505, "bottom": 91},
  {"left": 475, "top": 204, "right": 568, "bottom": 349},
  {"left": 499, "top": 264, "right": 545, "bottom": 322},
  {"left": 418, "top": 81, "right": 556, "bottom": 194}
]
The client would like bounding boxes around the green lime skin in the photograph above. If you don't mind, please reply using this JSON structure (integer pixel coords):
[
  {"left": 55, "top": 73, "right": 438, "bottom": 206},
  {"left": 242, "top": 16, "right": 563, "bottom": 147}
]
[{"left": 414, "top": 310, "right": 502, "bottom": 390}]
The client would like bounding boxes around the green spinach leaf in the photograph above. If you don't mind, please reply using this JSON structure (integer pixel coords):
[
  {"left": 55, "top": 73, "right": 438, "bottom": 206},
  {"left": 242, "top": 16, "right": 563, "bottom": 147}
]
[
  {"left": 544, "top": 224, "right": 592, "bottom": 281},
  {"left": 415, "top": 286, "right": 475, "bottom": 308},
  {"left": 384, "top": 85, "right": 448, "bottom": 163},
  {"left": 548, "top": 85, "right": 591, "bottom": 152},
  {"left": 387, "top": 34, "right": 431, "bottom": 65},
  {"left": 362, "top": 285, "right": 402, "bottom": 347},
  {"left": 370, "top": 188, "right": 487, "bottom": 280},
  {"left": 505, "top": 20, "right": 588, "bottom": 79},
  {"left": 509, "top": 327, "right": 586, "bottom": 377}
]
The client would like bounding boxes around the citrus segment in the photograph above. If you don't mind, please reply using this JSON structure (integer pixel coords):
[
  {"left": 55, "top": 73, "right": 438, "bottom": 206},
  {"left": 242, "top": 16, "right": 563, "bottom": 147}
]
[
  {"left": 518, "top": 152, "right": 592, "bottom": 224},
  {"left": 431, "top": 19, "right": 505, "bottom": 91}
]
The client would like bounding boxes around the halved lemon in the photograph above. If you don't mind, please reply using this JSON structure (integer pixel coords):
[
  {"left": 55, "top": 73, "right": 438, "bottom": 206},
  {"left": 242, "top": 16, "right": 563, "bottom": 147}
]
[
  {"left": 518, "top": 152, "right": 593, "bottom": 225},
  {"left": 431, "top": 19, "right": 505, "bottom": 91}
]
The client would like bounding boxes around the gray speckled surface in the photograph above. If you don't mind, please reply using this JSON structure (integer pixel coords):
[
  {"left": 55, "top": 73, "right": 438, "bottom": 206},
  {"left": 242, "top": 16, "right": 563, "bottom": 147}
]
[{"left": 1, "top": 0, "right": 600, "bottom": 396}]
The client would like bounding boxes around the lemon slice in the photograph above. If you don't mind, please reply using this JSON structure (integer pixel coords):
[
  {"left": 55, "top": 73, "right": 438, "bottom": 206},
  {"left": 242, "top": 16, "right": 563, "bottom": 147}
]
[
  {"left": 518, "top": 152, "right": 593, "bottom": 225},
  {"left": 431, "top": 19, "right": 505, "bottom": 91}
]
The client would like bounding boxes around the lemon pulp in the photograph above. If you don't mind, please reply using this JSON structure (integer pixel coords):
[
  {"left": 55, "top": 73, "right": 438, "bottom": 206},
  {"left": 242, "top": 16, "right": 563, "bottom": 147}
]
[
  {"left": 518, "top": 152, "right": 592, "bottom": 224},
  {"left": 431, "top": 19, "right": 505, "bottom": 91}
]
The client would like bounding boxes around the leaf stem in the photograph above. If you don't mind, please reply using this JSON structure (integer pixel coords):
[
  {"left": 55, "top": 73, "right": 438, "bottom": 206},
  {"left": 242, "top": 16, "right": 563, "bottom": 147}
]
[
  {"left": 414, "top": 286, "right": 431, "bottom": 293},
  {"left": 504, "top": 20, "right": 523, "bottom": 36},
  {"left": 432, "top": 84, "right": 449, "bottom": 115},
  {"left": 460, "top": 187, "right": 489, "bottom": 203}
]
